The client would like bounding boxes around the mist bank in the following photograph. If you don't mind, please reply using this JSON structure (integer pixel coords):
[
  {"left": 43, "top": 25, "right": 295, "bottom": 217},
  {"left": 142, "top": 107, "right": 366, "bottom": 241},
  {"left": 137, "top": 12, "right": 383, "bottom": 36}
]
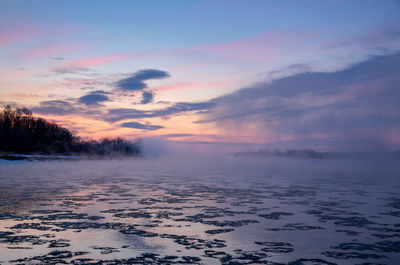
[
  {"left": 0, "top": 106, "right": 141, "bottom": 157},
  {"left": 139, "top": 137, "right": 400, "bottom": 161}
]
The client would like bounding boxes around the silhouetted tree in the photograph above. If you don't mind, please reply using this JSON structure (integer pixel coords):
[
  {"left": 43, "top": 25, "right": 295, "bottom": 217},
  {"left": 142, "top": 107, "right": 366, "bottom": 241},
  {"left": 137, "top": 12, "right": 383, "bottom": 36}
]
[{"left": 0, "top": 106, "right": 140, "bottom": 156}]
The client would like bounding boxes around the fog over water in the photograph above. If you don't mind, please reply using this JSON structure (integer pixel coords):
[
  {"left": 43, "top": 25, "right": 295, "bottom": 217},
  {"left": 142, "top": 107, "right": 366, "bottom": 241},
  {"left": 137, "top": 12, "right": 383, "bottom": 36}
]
[{"left": 0, "top": 156, "right": 399, "bottom": 264}]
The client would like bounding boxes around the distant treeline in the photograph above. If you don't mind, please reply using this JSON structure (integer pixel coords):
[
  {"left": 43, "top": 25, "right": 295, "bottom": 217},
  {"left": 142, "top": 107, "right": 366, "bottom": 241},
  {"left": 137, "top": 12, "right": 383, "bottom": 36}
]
[
  {"left": 0, "top": 105, "right": 140, "bottom": 156},
  {"left": 235, "top": 149, "right": 368, "bottom": 159},
  {"left": 235, "top": 149, "right": 331, "bottom": 159},
  {"left": 235, "top": 149, "right": 400, "bottom": 159}
]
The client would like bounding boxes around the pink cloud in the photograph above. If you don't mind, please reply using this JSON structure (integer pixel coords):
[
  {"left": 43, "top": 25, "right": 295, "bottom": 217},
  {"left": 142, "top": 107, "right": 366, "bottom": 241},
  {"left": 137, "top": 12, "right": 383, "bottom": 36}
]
[
  {"left": 0, "top": 32, "right": 26, "bottom": 47},
  {"left": 168, "top": 61, "right": 214, "bottom": 71},
  {"left": 343, "top": 80, "right": 388, "bottom": 98},
  {"left": 155, "top": 81, "right": 232, "bottom": 92},
  {"left": 0, "top": 29, "right": 40, "bottom": 48},
  {"left": 5, "top": 91, "right": 40, "bottom": 99},
  {"left": 62, "top": 78, "right": 107, "bottom": 87},
  {"left": 383, "top": 130, "right": 400, "bottom": 147},
  {"left": 58, "top": 53, "right": 132, "bottom": 69},
  {"left": 1, "top": 82, "right": 49, "bottom": 92},
  {"left": 0, "top": 68, "right": 31, "bottom": 79},
  {"left": 23, "top": 44, "right": 83, "bottom": 59},
  {"left": 186, "top": 29, "right": 303, "bottom": 62}
]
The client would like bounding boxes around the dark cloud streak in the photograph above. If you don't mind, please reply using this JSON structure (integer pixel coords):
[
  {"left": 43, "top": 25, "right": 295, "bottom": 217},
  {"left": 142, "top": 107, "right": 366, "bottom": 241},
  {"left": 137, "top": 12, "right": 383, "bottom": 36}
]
[
  {"left": 78, "top": 90, "right": 110, "bottom": 106},
  {"left": 115, "top": 69, "right": 170, "bottom": 91},
  {"left": 121, "top": 121, "right": 164, "bottom": 131},
  {"left": 140, "top": 91, "right": 154, "bottom": 104},
  {"left": 31, "top": 100, "right": 79, "bottom": 115},
  {"left": 106, "top": 101, "right": 216, "bottom": 123}
]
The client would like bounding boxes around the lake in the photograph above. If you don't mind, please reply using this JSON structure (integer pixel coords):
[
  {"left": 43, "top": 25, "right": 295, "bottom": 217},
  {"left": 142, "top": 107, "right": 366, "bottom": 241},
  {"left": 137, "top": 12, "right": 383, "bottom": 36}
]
[{"left": 0, "top": 156, "right": 399, "bottom": 264}]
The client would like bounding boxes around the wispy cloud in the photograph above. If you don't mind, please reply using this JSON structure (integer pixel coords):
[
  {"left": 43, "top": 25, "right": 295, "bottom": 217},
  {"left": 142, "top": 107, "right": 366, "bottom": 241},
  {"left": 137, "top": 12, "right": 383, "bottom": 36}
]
[
  {"left": 154, "top": 81, "right": 231, "bottom": 92},
  {"left": 0, "top": 28, "right": 39, "bottom": 47},
  {"left": 196, "top": 51, "right": 400, "bottom": 150},
  {"left": 22, "top": 44, "right": 82, "bottom": 59},
  {"left": 30, "top": 99, "right": 106, "bottom": 118},
  {"left": 106, "top": 101, "right": 216, "bottom": 123},
  {"left": 325, "top": 23, "right": 400, "bottom": 50},
  {"left": 185, "top": 29, "right": 302, "bottom": 62},
  {"left": 31, "top": 100, "right": 81, "bottom": 115},
  {"left": 162, "top": 133, "right": 194, "bottom": 138},
  {"left": 53, "top": 53, "right": 131, "bottom": 73}
]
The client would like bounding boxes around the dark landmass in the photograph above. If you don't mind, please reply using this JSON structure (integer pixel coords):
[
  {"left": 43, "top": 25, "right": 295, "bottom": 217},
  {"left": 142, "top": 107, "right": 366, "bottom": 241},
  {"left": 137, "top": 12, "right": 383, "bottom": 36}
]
[
  {"left": 235, "top": 149, "right": 334, "bottom": 159},
  {"left": 0, "top": 105, "right": 140, "bottom": 157},
  {"left": 234, "top": 149, "right": 399, "bottom": 159}
]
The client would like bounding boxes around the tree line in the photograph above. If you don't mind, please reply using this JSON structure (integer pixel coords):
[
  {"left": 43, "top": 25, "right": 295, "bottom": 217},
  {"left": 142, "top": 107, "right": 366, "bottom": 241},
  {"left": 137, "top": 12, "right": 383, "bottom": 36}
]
[{"left": 0, "top": 105, "right": 140, "bottom": 156}]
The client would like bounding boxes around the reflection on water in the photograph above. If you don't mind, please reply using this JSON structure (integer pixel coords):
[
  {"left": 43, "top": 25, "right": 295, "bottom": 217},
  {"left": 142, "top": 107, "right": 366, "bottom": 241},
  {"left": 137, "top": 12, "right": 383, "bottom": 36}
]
[{"left": 0, "top": 156, "right": 399, "bottom": 264}]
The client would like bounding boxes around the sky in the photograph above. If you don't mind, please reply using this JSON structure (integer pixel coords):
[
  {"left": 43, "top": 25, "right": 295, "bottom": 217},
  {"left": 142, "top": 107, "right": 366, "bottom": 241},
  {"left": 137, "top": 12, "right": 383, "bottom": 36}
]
[{"left": 1, "top": 0, "right": 400, "bottom": 152}]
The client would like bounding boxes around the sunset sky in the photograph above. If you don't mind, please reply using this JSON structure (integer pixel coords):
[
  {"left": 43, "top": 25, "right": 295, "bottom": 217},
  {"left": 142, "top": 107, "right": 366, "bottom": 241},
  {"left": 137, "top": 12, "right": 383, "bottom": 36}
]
[{"left": 1, "top": 0, "right": 400, "bottom": 151}]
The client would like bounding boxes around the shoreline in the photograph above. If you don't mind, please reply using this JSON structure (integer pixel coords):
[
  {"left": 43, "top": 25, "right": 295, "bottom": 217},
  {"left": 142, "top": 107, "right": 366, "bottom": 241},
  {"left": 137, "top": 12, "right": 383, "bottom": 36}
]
[
  {"left": 0, "top": 154, "right": 83, "bottom": 162},
  {"left": 0, "top": 153, "right": 141, "bottom": 162}
]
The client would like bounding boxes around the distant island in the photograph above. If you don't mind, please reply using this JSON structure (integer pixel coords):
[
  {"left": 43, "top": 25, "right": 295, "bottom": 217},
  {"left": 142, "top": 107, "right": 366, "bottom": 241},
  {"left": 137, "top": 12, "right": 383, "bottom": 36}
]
[
  {"left": 235, "top": 149, "right": 332, "bottom": 159},
  {"left": 0, "top": 106, "right": 140, "bottom": 158},
  {"left": 234, "top": 149, "right": 400, "bottom": 159}
]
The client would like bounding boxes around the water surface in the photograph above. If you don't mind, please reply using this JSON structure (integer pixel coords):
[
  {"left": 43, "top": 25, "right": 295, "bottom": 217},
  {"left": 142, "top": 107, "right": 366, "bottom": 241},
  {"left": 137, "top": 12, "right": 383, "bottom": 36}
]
[{"left": 0, "top": 156, "right": 399, "bottom": 264}]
